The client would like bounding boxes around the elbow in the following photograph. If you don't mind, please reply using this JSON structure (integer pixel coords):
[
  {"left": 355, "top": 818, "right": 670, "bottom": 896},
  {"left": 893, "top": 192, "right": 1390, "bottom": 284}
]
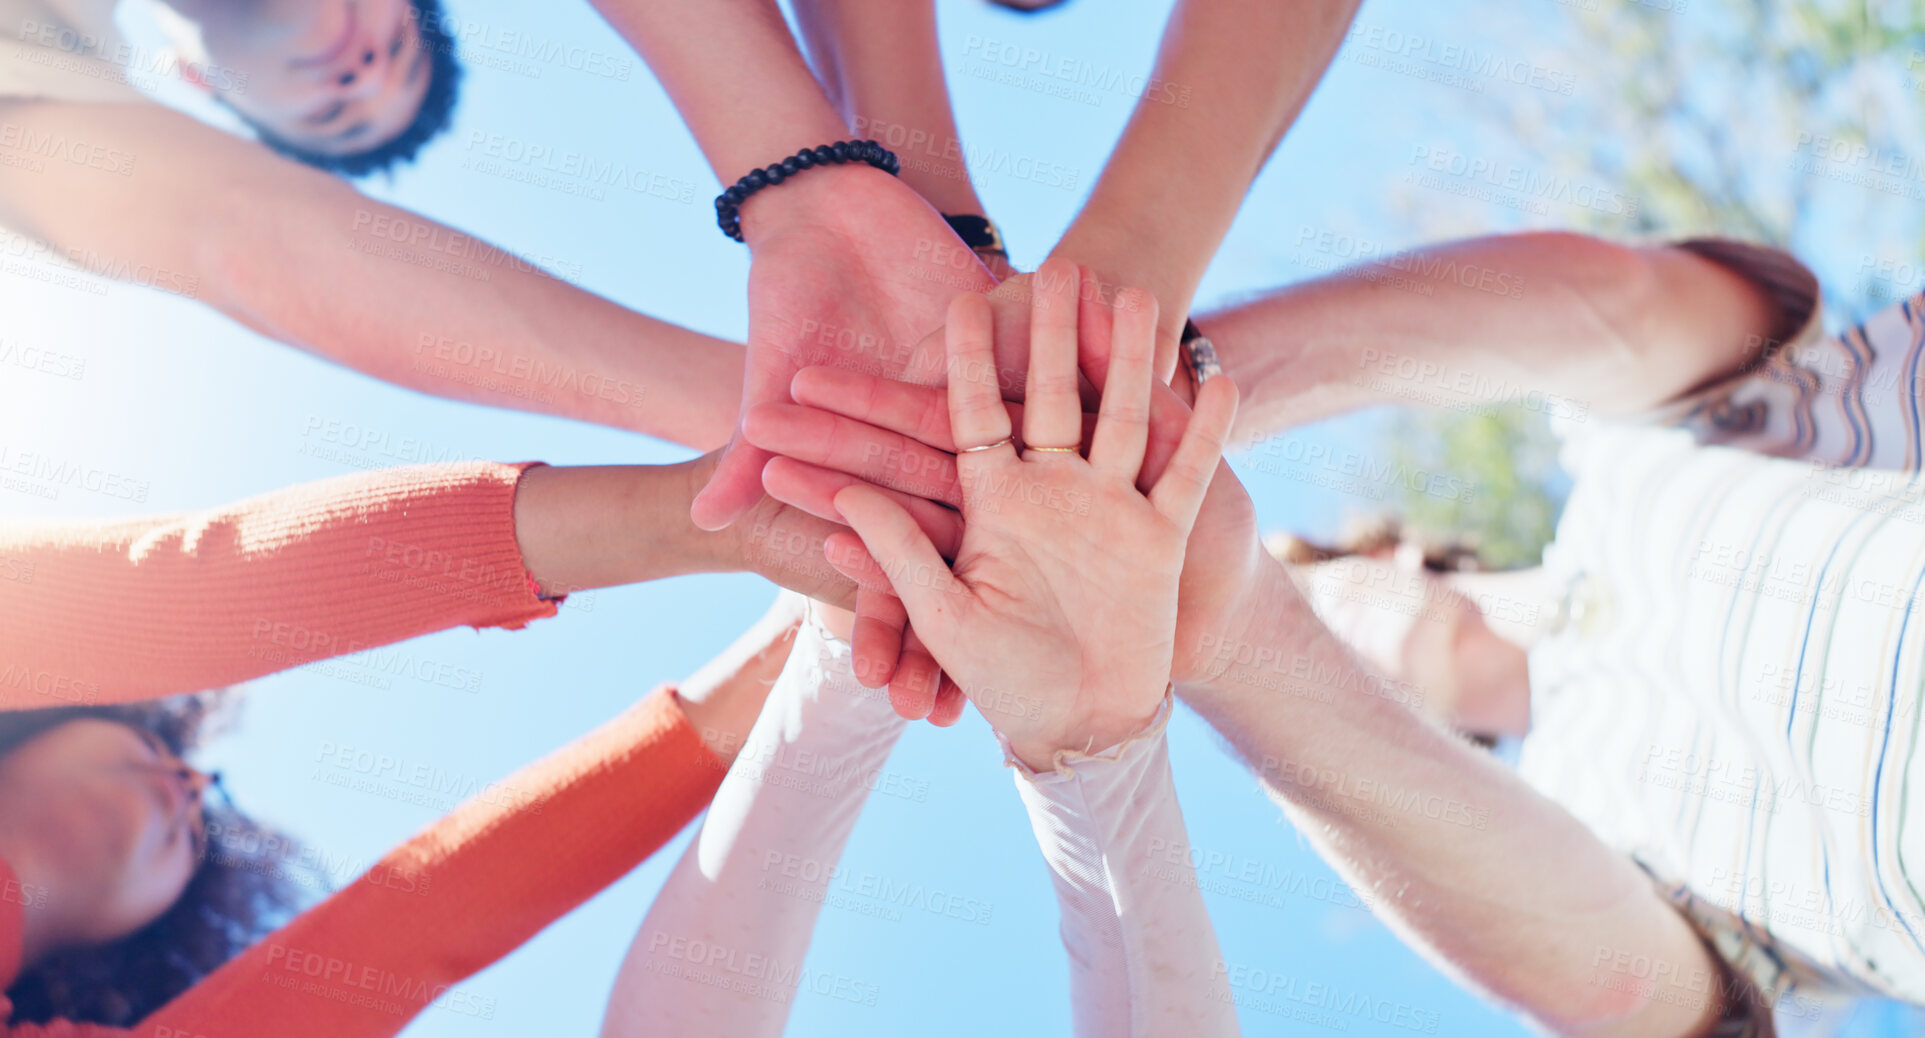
[
  {"left": 200, "top": 218, "right": 299, "bottom": 342},
  {"left": 1508, "top": 230, "right": 1677, "bottom": 412},
  {"left": 1522, "top": 979, "right": 1656, "bottom": 1038},
  {"left": 198, "top": 162, "right": 359, "bottom": 348},
  {"left": 1518, "top": 231, "right": 1665, "bottom": 361},
  {"left": 1500, "top": 942, "right": 1720, "bottom": 1038}
]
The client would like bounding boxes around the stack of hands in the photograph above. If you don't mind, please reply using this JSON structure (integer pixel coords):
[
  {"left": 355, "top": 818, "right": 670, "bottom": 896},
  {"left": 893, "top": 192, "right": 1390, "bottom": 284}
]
[{"left": 748, "top": 258, "right": 1241, "bottom": 766}]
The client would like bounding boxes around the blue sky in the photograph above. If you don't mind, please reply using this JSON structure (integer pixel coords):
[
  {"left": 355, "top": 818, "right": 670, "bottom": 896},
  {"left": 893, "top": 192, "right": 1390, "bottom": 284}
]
[{"left": 2, "top": 0, "right": 1918, "bottom": 1034}]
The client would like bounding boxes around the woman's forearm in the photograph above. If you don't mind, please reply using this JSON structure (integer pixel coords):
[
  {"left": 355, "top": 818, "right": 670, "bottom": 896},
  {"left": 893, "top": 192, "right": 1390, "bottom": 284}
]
[
  {"left": 0, "top": 458, "right": 848, "bottom": 710},
  {"left": 511, "top": 461, "right": 723, "bottom": 597},
  {"left": 1177, "top": 561, "right": 1722, "bottom": 1038},
  {"left": 514, "top": 456, "right": 856, "bottom": 609},
  {"left": 792, "top": 0, "right": 988, "bottom": 217},
  {"left": 1052, "top": 0, "right": 1362, "bottom": 357}
]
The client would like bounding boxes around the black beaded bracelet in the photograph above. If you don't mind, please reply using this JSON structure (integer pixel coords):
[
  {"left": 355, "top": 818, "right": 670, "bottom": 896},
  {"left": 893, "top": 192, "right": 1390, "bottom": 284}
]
[{"left": 714, "top": 140, "right": 901, "bottom": 242}]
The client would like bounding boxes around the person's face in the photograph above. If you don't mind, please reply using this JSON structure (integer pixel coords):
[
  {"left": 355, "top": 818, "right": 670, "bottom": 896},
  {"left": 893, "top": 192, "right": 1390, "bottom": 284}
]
[
  {"left": 0, "top": 720, "right": 209, "bottom": 949},
  {"left": 191, "top": 0, "right": 432, "bottom": 156}
]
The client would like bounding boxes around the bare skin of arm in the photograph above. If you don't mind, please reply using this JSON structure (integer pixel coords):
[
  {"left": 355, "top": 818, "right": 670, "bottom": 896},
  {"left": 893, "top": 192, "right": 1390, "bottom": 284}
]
[
  {"left": 0, "top": 99, "right": 744, "bottom": 448},
  {"left": 791, "top": 0, "right": 994, "bottom": 224},
  {"left": 511, "top": 454, "right": 855, "bottom": 608},
  {"left": 1047, "top": 0, "right": 1364, "bottom": 371},
  {"left": 1191, "top": 232, "right": 1783, "bottom": 444},
  {"left": 1180, "top": 558, "right": 1726, "bottom": 1038}
]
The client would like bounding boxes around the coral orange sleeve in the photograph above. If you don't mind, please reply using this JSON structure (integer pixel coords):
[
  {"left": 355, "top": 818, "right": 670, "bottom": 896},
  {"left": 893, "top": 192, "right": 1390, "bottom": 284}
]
[
  {"left": 132, "top": 684, "right": 724, "bottom": 1038},
  {"left": 0, "top": 462, "right": 558, "bottom": 711}
]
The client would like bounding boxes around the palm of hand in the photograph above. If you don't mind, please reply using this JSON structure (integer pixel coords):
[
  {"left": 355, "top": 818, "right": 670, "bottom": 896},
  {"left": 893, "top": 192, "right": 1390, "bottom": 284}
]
[
  {"left": 941, "top": 465, "right": 1187, "bottom": 759},
  {"left": 730, "top": 486, "right": 861, "bottom": 609}
]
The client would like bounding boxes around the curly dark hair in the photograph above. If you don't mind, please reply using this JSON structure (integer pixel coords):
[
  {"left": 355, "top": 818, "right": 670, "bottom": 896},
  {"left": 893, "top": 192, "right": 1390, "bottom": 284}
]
[
  {"left": 245, "top": 0, "right": 464, "bottom": 179},
  {"left": 0, "top": 694, "right": 317, "bottom": 1027}
]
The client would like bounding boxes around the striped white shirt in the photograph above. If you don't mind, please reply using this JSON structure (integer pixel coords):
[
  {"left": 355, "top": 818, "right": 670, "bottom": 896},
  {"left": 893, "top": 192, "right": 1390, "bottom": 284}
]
[{"left": 1521, "top": 266, "right": 1925, "bottom": 1015}]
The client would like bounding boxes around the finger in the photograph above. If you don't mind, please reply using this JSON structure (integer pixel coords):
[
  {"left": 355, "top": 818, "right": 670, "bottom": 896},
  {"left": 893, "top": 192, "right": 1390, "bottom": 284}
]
[
  {"left": 764, "top": 457, "right": 964, "bottom": 554},
  {"left": 890, "top": 626, "right": 943, "bottom": 721},
  {"left": 928, "top": 673, "right": 967, "bottom": 727},
  {"left": 746, "top": 402, "right": 960, "bottom": 504},
  {"left": 1089, "top": 287, "right": 1158, "bottom": 481},
  {"left": 823, "top": 531, "right": 894, "bottom": 595},
  {"left": 1075, "top": 265, "right": 1119, "bottom": 385},
  {"left": 945, "top": 294, "right": 1016, "bottom": 455},
  {"left": 689, "top": 437, "right": 772, "bottom": 531},
  {"left": 794, "top": 370, "right": 1041, "bottom": 459},
  {"left": 1153, "top": 321, "right": 1182, "bottom": 389},
  {"left": 851, "top": 588, "right": 907, "bottom": 689},
  {"left": 1022, "top": 257, "right": 1084, "bottom": 454},
  {"left": 1148, "top": 375, "right": 1240, "bottom": 531},
  {"left": 792, "top": 367, "right": 958, "bottom": 452},
  {"left": 981, "top": 251, "right": 1019, "bottom": 283},
  {"left": 834, "top": 484, "right": 968, "bottom": 645},
  {"left": 1136, "top": 377, "right": 1195, "bottom": 489}
]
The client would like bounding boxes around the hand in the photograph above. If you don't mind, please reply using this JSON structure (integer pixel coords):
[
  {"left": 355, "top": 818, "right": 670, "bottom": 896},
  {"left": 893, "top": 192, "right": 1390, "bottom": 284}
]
[
  {"left": 894, "top": 259, "right": 1188, "bottom": 412},
  {"left": 977, "top": 250, "right": 1018, "bottom": 283},
  {"left": 689, "top": 164, "right": 997, "bottom": 531},
  {"left": 682, "top": 451, "right": 857, "bottom": 610},
  {"left": 831, "top": 276, "right": 1237, "bottom": 767},
  {"left": 743, "top": 350, "right": 1266, "bottom": 693},
  {"left": 743, "top": 259, "right": 1100, "bottom": 703}
]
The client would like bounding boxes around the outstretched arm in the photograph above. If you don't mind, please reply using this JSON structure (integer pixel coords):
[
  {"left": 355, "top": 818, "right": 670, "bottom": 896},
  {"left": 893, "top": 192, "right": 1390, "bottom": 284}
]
[
  {"left": 917, "top": 0, "right": 1362, "bottom": 396},
  {"left": 1177, "top": 555, "right": 1731, "bottom": 1038},
  {"left": 0, "top": 454, "right": 850, "bottom": 709},
  {"left": 1050, "top": 0, "right": 1362, "bottom": 366},
  {"left": 583, "top": 0, "right": 996, "bottom": 531},
  {"left": 791, "top": 0, "right": 994, "bottom": 229},
  {"left": 1191, "top": 232, "right": 1791, "bottom": 445},
  {"left": 138, "top": 611, "right": 803, "bottom": 1038},
  {"left": 0, "top": 99, "right": 743, "bottom": 448}
]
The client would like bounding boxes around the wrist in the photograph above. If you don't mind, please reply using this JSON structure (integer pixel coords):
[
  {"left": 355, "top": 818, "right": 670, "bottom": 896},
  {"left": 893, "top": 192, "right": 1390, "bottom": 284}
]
[
  {"left": 1178, "top": 556, "right": 1304, "bottom": 703},
  {"left": 736, "top": 160, "right": 900, "bottom": 246},
  {"left": 677, "top": 453, "right": 741, "bottom": 575},
  {"left": 1005, "top": 684, "right": 1170, "bottom": 772},
  {"left": 1051, "top": 218, "right": 1206, "bottom": 328},
  {"left": 904, "top": 173, "right": 987, "bottom": 220}
]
